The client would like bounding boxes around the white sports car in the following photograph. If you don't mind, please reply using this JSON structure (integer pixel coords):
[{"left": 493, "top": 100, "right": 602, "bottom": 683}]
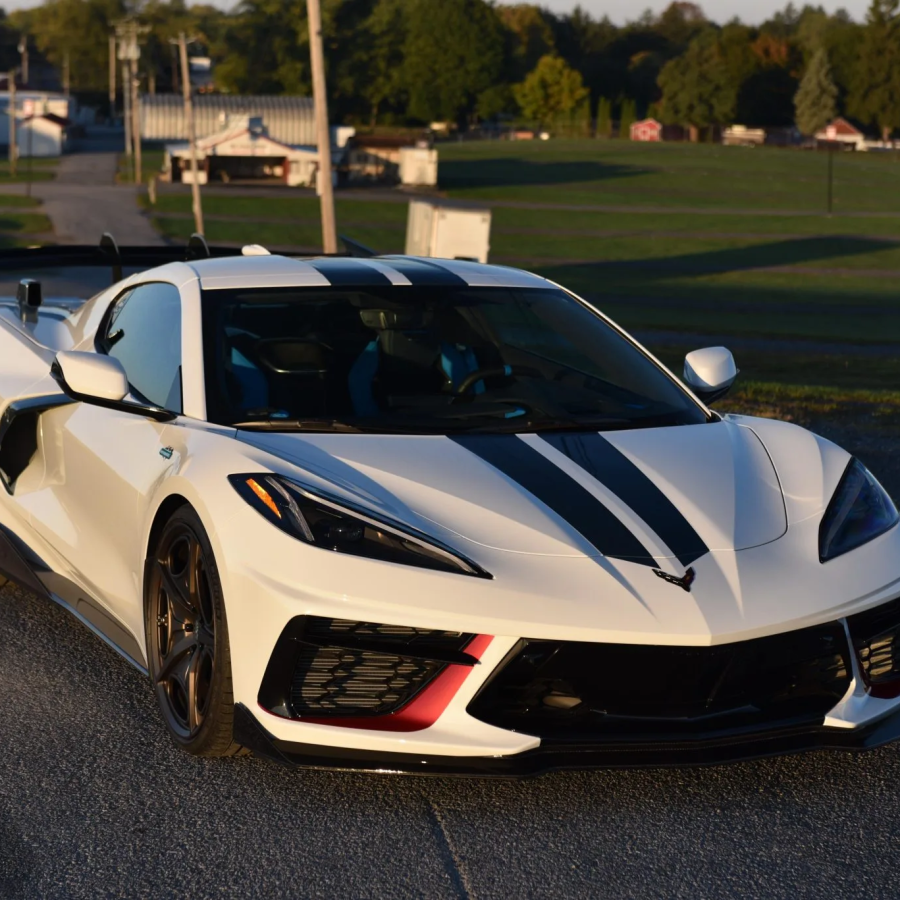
[{"left": 1, "top": 238, "right": 900, "bottom": 775}]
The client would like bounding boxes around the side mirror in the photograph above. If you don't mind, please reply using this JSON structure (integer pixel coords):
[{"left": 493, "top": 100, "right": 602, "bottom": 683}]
[
  {"left": 52, "top": 351, "right": 176, "bottom": 422},
  {"left": 55, "top": 351, "right": 129, "bottom": 401},
  {"left": 683, "top": 347, "right": 738, "bottom": 404}
]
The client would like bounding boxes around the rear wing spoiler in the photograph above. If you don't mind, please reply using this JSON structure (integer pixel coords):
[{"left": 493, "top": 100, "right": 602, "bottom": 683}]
[
  {"left": 0, "top": 232, "right": 376, "bottom": 308},
  {"left": 0, "top": 232, "right": 375, "bottom": 278},
  {"left": 0, "top": 233, "right": 236, "bottom": 282}
]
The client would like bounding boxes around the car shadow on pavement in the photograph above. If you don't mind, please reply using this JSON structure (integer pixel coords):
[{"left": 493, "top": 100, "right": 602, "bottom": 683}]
[{"left": 3, "top": 561, "right": 900, "bottom": 897}]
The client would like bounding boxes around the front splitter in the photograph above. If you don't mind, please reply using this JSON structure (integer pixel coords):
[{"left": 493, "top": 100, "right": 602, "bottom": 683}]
[{"left": 233, "top": 703, "right": 900, "bottom": 778}]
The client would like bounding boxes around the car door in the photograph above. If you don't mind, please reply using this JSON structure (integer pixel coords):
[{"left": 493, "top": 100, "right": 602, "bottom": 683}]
[{"left": 21, "top": 282, "right": 184, "bottom": 641}]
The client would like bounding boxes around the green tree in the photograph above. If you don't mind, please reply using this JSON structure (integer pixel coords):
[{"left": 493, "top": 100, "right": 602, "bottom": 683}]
[
  {"left": 794, "top": 47, "right": 838, "bottom": 134},
  {"left": 13, "top": 0, "right": 128, "bottom": 91},
  {"left": 654, "top": 1, "right": 707, "bottom": 47},
  {"left": 618, "top": 97, "right": 636, "bottom": 137},
  {"left": 850, "top": 0, "right": 900, "bottom": 141},
  {"left": 356, "top": 0, "right": 407, "bottom": 125},
  {"left": 513, "top": 54, "right": 589, "bottom": 128},
  {"left": 497, "top": 3, "right": 555, "bottom": 81},
  {"left": 403, "top": 0, "right": 505, "bottom": 126},
  {"left": 657, "top": 30, "right": 737, "bottom": 140},
  {"left": 596, "top": 95, "right": 612, "bottom": 137},
  {"left": 213, "top": 0, "right": 310, "bottom": 95}
]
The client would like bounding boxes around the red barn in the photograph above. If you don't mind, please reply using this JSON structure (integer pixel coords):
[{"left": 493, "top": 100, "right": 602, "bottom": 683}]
[{"left": 630, "top": 118, "right": 662, "bottom": 142}]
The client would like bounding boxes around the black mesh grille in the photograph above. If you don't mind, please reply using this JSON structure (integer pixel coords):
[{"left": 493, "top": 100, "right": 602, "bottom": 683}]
[
  {"left": 259, "top": 616, "right": 475, "bottom": 720},
  {"left": 848, "top": 597, "right": 900, "bottom": 696},
  {"left": 290, "top": 645, "right": 442, "bottom": 715},
  {"left": 468, "top": 623, "right": 852, "bottom": 742},
  {"left": 303, "top": 618, "right": 471, "bottom": 652}
]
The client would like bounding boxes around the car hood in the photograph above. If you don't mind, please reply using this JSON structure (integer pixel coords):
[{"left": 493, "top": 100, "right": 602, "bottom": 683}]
[{"left": 236, "top": 420, "right": 787, "bottom": 564}]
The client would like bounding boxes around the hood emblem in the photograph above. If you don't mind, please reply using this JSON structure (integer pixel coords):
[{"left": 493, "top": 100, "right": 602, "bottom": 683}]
[{"left": 653, "top": 567, "right": 696, "bottom": 593}]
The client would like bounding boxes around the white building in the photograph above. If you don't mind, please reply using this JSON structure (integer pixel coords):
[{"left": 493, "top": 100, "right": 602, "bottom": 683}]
[
  {"left": 162, "top": 115, "right": 322, "bottom": 187},
  {"left": 0, "top": 92, "right": 74, "bottom": 148},
  {"left": 16, "top": 113, "right": 69, "bottom": 157}
]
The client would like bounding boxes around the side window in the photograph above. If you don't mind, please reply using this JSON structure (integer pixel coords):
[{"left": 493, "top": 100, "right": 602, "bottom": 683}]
[{"left": 102, "top": 283, "right": 182, "bottom": 413}]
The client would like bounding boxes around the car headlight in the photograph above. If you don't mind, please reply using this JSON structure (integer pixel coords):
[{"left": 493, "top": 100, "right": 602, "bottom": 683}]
[
  {"left": 819, "top": 459, "right": 899, "bottom": 562},
  {"left": 229, "top": 474, "right": 490, "bottom": 578}
]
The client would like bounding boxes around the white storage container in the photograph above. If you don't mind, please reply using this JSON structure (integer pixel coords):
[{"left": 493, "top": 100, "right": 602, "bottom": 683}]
[
  {"left": 405, "top": 199, "right": 491, "bottom": 264},
  {"left": 399, "top": 147, "right": 438, "bottom": 186}
]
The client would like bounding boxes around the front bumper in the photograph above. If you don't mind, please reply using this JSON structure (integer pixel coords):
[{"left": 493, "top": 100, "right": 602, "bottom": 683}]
[{"left": 234, "top": 702, "right": 900, "bottom": 777}]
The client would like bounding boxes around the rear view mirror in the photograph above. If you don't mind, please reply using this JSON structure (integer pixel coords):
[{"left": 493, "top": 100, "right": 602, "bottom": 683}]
[
  {"left": 52, "top": 351, "right": 176, "bottom": 422},
  {"left": 683, "top": 347, "right": 738, "bottom": 404}
]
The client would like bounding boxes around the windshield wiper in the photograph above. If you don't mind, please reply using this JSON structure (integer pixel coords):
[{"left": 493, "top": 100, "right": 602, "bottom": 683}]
[
  {"left": 450, "top": 415, "right": 637, "bottom": 434},
  {"left": 231, "top": 417, "right": 362, "bottom": 433}
]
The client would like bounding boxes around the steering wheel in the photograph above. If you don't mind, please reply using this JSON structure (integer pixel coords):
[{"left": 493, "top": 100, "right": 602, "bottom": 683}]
[{"left": 455, "top": 365, "right": 540, "bottom": 395}]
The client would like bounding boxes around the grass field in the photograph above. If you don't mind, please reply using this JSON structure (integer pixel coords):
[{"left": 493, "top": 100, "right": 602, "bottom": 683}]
[
  {"left": 118, "top": 149, "right": 165, "bottom": 185},
  {"left": 0, "top": 192, "right": 51, "bottom": 245},
  {"left": 145, "top": 138, "right": 900, "bottom": 409},
  {"left": 0, "top": 158, "right": 57, "bottom": 184}
]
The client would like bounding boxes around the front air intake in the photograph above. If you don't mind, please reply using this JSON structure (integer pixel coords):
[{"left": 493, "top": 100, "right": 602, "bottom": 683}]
[
  {"left": 468, "top": 623, "right": 852, "bottom": 742},
  {"left": 847, "top": 597, "right": 900, "bottom": 698},
  {"left": 259, "top": 616, "right": 477, "bottom": 720}
]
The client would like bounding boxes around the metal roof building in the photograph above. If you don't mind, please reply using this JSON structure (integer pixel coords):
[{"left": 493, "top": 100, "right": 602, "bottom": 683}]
[{"left": 140, "top": 94, "right": 315, "bottom": 146}]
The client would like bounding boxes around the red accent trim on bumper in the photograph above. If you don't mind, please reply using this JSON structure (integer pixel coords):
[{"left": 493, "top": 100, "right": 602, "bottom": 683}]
[{"left": 298, "top": 634, "right": 495, "bottom": 733}]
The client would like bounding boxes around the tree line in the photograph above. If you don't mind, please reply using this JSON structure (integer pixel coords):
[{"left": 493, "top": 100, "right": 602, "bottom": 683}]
[{"left": 3, "top": 0, "right": 900, "bottom": 139}]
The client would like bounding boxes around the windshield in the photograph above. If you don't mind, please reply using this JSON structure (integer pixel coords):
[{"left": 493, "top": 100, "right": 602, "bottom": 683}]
[{"left": 201, "top": 285, "right": 708, "bottom": 433}]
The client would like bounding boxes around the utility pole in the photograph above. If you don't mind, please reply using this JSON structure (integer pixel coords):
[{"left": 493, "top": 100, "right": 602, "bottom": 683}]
[
  {"left": 115, "top": 19, "right": 148, "bottom": 178},
  {"left": 176, "top": 33, "right": 204, "bottom": 234},
  {"left": 108, "top": 35, "right": 116, "bottom": 120},
  {"left": 306, "top": 0, "right": 337, "bottom": 253},
  {"left": 826, "top": 144, "right": 835, "bottom": 215},
  {"left": 8, "top": 72, "right": 16, "bottom": 179},
  {"left": 131, "top": 61, "right": 141, "bottom": 184},
  {"left": 17, "top": 38, "right": 27, "bottom": 88},
  {"left": 122, "top": 61, "right": 131, "bottom": 158}
]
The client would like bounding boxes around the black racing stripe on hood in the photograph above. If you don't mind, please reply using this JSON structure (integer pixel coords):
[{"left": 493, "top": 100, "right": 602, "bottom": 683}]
[
  {"left": 449, "top": 434, "right": 657, "bottom": 566},
  {"left": 306, "top": 258, "right": 393, "bottom": 286},
  {"left": 539, "top": 433, "right": 708, "bottom": 567},
  {"left": 379, "top": 257, "right": 469, "bottom": 286}
]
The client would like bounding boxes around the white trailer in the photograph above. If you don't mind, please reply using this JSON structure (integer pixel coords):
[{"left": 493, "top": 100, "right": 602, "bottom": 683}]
[{"left": 405, "top": 199, "right": 491, "bottom": 264}]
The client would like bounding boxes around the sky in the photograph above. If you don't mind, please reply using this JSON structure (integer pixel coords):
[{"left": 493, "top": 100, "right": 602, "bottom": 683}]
[
  {"left": 0, "top": 0, "right": 873, "bottom": 20},
  {"left": 539, "top": 0, "right": 869, "bottom": 24}
]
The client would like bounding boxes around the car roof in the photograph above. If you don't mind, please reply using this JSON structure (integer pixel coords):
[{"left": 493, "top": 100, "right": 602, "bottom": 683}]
[{"left": 186, "top": 254, "right": 551, "bottom": 291}]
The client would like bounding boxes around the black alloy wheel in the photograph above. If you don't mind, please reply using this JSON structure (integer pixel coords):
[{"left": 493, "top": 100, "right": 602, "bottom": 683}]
[{"left": 146, "top": 505, "right": 246, "bottom": 757}]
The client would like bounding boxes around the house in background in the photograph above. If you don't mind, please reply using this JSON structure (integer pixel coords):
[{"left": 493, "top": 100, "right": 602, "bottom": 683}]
[
  {"left": 630, "top": 118, "right": 662, "bottom": 141},
  {"left": 815, "top": 117, "right": 865, "bottom": 149},
  {"left": 16, "top": 112, "right": 69, "bottom": 157},
  {"left": 629, "top": 119, "right": 688, "bottom": 142}
]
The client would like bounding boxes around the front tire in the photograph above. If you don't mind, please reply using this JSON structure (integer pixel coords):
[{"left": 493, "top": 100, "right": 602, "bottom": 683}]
[{"left": 145, "top": 505, "right": 246, "bottom": 757}]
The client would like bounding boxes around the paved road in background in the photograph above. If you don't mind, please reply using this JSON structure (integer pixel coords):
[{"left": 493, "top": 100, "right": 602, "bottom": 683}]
[
  {"left": 5, "top": 131, "right": 164, "bottom": 246},
  {"left": 3, "top": 422, "right": 900, "bottom": 899}
]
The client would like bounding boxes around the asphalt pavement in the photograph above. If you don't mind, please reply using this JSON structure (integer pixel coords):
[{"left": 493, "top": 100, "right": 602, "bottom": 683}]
[
  {"left": 3, "top": 130, "right": 165, "bottom": 247},
  {"left": 4, "top": 576, "right": 900, "bottom": 900},
  {"left": 3, "top": 421, "right": 900, "bottom": 899}
]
